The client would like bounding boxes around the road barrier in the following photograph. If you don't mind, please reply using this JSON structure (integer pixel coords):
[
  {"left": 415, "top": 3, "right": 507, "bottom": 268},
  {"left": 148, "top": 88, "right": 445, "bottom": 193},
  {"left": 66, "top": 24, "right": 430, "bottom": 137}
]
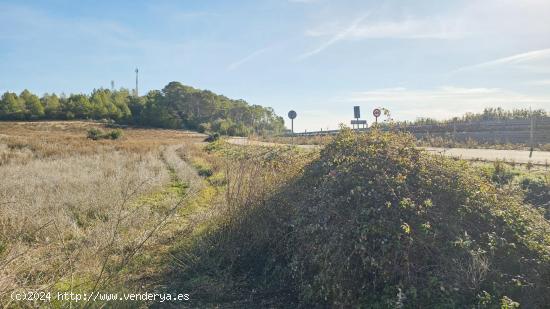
[{"left": 290, "top": 117, "right": 550, "bottom": 144}]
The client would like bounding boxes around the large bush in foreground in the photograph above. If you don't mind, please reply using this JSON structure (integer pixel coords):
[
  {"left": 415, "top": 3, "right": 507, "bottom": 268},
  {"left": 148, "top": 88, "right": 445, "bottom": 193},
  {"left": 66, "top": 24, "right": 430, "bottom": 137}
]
[
  {"left": 284, "top": 129, "right": 550, "bottom": 307},
  {"left": 174, "top": 130, "right": 550, "bottom": 308}
]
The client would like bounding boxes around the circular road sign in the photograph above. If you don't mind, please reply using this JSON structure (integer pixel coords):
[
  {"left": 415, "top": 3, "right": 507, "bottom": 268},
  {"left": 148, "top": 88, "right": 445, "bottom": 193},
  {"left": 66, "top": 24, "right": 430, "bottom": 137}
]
[
  {"left": 373, "top": 108, "right": 381, "bottom": 118},
  {"left": 288, "top": 110, "right": 297, "bottom": 119}
]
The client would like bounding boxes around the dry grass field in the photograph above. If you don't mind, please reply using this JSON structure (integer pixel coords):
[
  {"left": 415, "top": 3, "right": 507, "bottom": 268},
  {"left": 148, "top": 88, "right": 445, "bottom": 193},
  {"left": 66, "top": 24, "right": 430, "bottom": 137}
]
[{"left": 0, "top": 121, "right": 206, "bottom": 307}]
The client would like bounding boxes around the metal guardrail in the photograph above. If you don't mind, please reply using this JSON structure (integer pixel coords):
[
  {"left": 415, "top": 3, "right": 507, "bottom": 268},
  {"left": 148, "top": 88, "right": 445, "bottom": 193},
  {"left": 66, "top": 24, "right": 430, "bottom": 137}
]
[{"left": 288, "top": 117, "right": 550, "bottom": 142}]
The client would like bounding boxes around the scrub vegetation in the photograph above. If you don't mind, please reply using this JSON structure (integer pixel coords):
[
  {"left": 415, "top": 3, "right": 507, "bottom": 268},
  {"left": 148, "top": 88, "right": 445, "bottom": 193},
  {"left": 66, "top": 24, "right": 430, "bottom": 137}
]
[
  {"left": 1, "top": 122, "right": 549, "bottom": 308},
  {"left": 171, "top": 128, "right": 550, "bottom": 308}
]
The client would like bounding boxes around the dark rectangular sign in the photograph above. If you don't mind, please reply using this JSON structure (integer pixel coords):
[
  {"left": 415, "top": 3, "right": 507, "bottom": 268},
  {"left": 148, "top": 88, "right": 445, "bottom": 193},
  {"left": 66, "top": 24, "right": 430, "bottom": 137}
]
[{"left": 354, "top": 106, "right": 360, "bottom": 119}]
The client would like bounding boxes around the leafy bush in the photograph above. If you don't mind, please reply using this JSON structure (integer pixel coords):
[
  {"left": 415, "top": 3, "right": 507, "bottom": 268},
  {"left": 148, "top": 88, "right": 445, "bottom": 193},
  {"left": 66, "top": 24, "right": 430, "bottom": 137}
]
[
  {"left": 107, "top": 129, "right": 123, "bottom": 140},
  {"left": 204, "top": 132, "right": 220, "bottom": 143},
  {"left": 186, "top": 129, "right": 550, "bottom": 307},
  {"left": 198, "top": 122, "right": 211, "bottom": 133},
  {"left": 86, "top": 128, "right": 123, "bottom": 140},
  {"left": 192, "top": 158, "right": 214, "bottom": 177},
  {"left": 521, "top": 176, "right": 550, "bottom": 218},
  {"left": 285, "top": 129, "right": 550, "bottom": 307},
  {"left": 86, "top": 128, "right": 103, "bottom": 140},
  {"left": 489, "top": 160, "right": 517, "bottom": 185}
]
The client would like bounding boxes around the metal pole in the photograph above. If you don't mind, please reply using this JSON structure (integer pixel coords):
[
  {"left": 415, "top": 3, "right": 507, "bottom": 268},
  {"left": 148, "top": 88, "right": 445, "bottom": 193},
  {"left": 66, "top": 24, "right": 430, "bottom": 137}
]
[{"left": 530, "top": 111, "right": 534, "bottom": 158}]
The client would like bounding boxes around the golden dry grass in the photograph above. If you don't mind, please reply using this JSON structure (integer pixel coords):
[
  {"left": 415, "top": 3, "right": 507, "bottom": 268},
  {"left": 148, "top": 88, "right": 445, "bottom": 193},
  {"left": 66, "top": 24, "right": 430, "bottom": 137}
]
[
  {"left": 0, "top": 121, "right": 205, "bottom": 307},
  {"left": 0, "top": 121, "right": 206, "bottom": 164}
]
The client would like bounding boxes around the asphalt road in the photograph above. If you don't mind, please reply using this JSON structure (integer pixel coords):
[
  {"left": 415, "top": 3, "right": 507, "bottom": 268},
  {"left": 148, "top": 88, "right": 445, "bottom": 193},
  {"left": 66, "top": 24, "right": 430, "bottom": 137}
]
[
  {"left": 227, "top": 137, "right": 550, "bottom": 165},
  {"left": 424, "top": 147, "right": 550, "bottom": 165}
]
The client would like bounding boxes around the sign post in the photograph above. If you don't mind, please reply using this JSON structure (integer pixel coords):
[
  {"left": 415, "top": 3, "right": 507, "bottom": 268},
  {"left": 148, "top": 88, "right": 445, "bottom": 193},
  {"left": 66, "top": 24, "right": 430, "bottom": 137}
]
[
  {"left": 373, "top": 108, "right": 381, "bottom": 125},
  {"left": 288, "top": 110, "right": 297, "bottom": 134},
  {"left": 351, "top": 106, "right": 367, "bottom": 130},
  {"left": 353, "top": 106, "right": 360, "bottom": 130}
]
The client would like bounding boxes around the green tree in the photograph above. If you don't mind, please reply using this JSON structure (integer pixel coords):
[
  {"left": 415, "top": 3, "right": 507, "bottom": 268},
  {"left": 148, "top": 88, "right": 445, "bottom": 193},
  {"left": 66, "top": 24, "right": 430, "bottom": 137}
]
[
  {"left": 0, "top": 82, "right": 286, "bottom": 136},
  {"left": 64, "top": 94, "right": 91, "bottom": 119},
  {"left": 0, "top": 92, "right": 25, "bottom": 119},
  {"left": 20, "top": 89, "right": 44, "bottom": 119},
  {"left": 42, "top": 93, "right": 61, "bottom": 118},
  {"left": 111, "top": 90, "right": 131, "bottom": 120},
  {"left": 90, "top": 89, "right": 106, "bottom": 119}
]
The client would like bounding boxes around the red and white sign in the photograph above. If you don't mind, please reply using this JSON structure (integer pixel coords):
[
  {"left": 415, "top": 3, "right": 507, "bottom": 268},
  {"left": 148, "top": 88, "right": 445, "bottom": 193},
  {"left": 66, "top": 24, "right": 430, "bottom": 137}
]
[{"left": 373, "top": 108, "right": 381, "bottom": 118}]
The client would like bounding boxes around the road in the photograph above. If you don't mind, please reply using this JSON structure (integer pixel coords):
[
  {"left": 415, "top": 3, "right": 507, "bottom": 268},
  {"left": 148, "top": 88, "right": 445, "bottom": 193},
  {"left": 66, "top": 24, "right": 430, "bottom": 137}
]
[
  {"left": 424, "top": 147, "right": 550, "bottom": 165},
  {"left": 227, "top": 137, "right": 550, "bottom": 165}
]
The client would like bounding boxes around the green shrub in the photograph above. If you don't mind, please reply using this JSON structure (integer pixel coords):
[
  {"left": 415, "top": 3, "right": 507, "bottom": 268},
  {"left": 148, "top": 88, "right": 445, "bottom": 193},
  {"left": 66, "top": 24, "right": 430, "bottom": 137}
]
[
  {"left": 207, "top": 172, "right": 226, "bottom": 186},
  {"left": 192, "top": 158, "right": 214, "bottom": 177},
  {"left": 86, "top": 128, "right": 123, "bottom": 140},
  {"left": 198, "top": 122, "right": 211, "bottom": 133},
  {"left": 284, "top": 129, "right": 550, "bottom": 307},
  {"left": 204, "top": 133, "right": 220, "bottom": 143},
  {"left": 490, "top": 160, "right": 517, "bottom": 185},
  {"left": 521, "top": 176, "right": 550, "bottom": 218},
  {"left": 191, "top": 129, "right": 550, "bottom": 308},
  {"left": 108, "top": 129, "right": 123, "bottom": 140},
  {"left": 86, "top": 128, "right": 103, "bottom": 140}
]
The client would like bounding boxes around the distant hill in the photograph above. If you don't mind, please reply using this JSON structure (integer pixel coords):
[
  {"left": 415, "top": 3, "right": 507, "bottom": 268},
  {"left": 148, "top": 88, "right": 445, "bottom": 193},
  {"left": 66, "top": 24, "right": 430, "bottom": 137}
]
[{"left": 0, "top": 82, "right": 285, "bottom": 136}]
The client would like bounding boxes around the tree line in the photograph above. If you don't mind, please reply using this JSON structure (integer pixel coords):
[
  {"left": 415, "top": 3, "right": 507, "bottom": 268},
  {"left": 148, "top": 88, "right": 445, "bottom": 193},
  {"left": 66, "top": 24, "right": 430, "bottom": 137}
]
[
  {"left": 407, "top": 107, "right": 548, "bottom": 126},
  {"left": 0, "top": 81, "right": 285, "bottom": 136}
]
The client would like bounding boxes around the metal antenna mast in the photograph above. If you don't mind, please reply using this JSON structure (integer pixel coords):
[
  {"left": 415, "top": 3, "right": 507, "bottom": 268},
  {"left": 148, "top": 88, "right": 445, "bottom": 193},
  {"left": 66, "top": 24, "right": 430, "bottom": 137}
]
[{"left": 135, "top": 68, "right": 139, "bottom": 97}]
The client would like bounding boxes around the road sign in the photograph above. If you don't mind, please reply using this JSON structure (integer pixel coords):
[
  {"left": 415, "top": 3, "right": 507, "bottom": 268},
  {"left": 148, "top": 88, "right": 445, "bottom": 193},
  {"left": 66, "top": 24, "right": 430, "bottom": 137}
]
[
  {"left": 288, "top": 110, "right": 297, "bottom": 134},
  {"left": 354, "top": 106, "right": 361, "bottom": 119},
  {"left": 288, "top": 110, "right": 297, "bottom": 119},
  {"left": 373, "top": 108, "right": 381, "bottom": 118},
  {"left": 350, "top": 120, "right": 367, "bottom": 125}
]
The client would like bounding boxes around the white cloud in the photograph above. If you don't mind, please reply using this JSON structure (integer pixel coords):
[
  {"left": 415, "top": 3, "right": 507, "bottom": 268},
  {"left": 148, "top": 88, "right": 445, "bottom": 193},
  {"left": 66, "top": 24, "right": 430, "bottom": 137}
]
[
  {"left": 299, "top": 0, "right": 550, "bottom": 58},
  {"left": 456, "top": 48, "right": 550, "bottom": 72},
  {"left": 306, "top": 17, "right": 463, "bottom": 40},
  {"left": 227, "top": 47, "right": 271, "bottom": 71},
  {"left": 297, "top": 13, "right": 369, "bottom": 60},
  {"left": 349, "top": 87, "right": 550, "bottom": 120}
]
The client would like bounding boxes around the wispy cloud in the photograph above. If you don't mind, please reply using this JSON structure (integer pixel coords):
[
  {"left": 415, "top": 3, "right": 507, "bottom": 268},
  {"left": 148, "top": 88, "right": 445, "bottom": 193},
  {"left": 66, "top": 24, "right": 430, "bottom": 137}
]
[
  {"left": 227, "top": 47, "right": 271, "bottom": 71},
  {"left": 456, "top": 48, "right": 550, "bottom": 72},
  {"left": 349, "top": 86, "right": 550, "bottom": 120},
  {"left": 306, "top": 18, "right": 463, "bottom": 40},
  {"left": 297, "top": 13, "right": 369, "bottom": 60}
]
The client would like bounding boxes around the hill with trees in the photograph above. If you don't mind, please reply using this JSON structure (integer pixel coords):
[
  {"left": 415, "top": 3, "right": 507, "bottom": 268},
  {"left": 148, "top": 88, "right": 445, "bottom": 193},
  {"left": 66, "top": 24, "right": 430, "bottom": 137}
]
[{"left": 0, "top": 82, "right": 285, "bottom": 136}]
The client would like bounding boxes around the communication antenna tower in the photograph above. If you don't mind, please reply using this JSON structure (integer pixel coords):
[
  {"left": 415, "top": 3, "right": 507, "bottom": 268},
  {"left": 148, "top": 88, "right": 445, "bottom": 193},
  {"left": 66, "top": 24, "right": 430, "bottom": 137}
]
[{"left": 135, "top": 68, "right": 139, "bottom": 97}]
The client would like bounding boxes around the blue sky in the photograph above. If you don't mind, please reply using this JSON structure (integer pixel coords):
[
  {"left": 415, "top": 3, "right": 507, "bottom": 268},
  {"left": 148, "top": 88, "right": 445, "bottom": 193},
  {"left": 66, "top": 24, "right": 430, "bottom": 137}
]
[{"left": 1, "top": 0, "right": 550, "bottom": 131}]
